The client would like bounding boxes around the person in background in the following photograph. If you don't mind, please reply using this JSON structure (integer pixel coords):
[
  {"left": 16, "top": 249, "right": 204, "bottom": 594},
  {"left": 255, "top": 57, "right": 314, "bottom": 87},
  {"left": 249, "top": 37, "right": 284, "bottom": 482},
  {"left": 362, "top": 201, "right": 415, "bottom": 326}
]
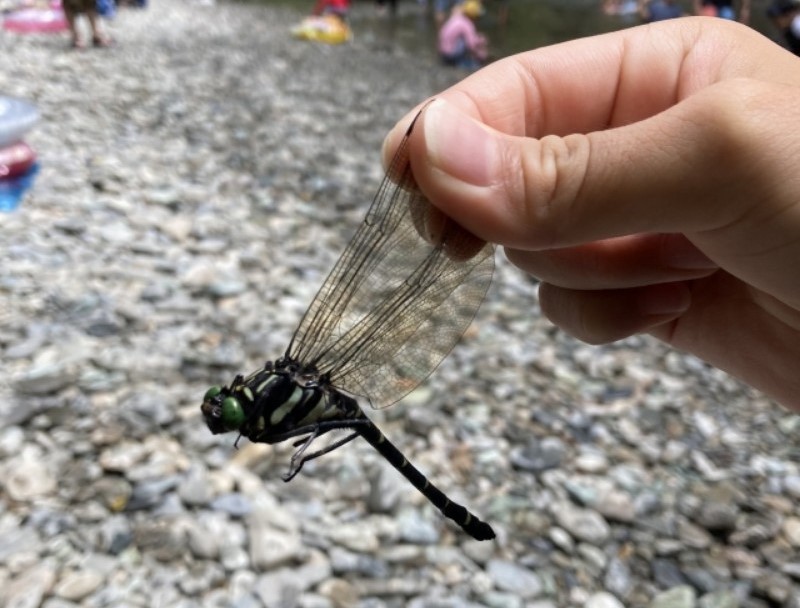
[
  {"left": 694, "top": 0, "right": 750, "bottom": 22},
  {"left": 438, "top": 0, "right": 488, "bottom": 70},
  {"left": 435, "top": 0, "right": 461, "bottom": 26},
  {"left": 639, "top": 0, "right": 682, "bottom": 21},
  {"left": 767, "top": 0, "right": 800, "bottom": 54},
  {"left": 312, "top": 0, "right": 350, "bottom": 20},
  {"left": 62, "top": 0, "right": 112, "bottom": 48}
]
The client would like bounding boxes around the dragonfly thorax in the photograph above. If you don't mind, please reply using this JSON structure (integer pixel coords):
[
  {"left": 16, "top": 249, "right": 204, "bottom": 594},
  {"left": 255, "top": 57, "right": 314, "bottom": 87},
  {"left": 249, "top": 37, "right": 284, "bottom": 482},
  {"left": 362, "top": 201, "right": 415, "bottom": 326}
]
[{"left": 201, "top": 359, "right": 361, "bottom": 444}]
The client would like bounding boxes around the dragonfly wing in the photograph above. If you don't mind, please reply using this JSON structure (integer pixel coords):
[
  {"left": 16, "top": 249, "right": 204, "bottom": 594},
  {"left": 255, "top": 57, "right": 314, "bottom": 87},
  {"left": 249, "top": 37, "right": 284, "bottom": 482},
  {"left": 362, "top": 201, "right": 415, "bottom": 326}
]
[
  {"left": 287, "top": 105, "right": 494, "bottom": 408},
  {"left": 286, "top": 112, "right": 421, "bottom": 366},
  {"left": 328, "top": 219, "right": 493, "bottom": 408}
]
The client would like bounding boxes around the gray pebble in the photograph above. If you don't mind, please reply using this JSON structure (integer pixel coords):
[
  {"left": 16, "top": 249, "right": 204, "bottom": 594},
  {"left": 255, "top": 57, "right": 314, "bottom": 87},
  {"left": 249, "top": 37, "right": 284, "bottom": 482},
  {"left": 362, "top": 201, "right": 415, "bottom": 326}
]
[
  {"left": 595, "top": 490, "right": 636, "bottom": 523},
  {"left": 585, "top": 592, "right": 626, "bottom": 608},
  {"left": 4, "top": 564, "right": 57, "bottom": 608},
  {"left": 554, "top": 505, "right": 611, "bottom": 545},
  {"left": 486, "top": 560, "right": 543, "bottom": 598},
  {"left": 12, "top": 362, "right": 77, "bottom": 396},
  {"left": 698, "top": 591, "right": 739, "bottom": 608},
  {"left": 649, "top": 586, "right": 697, "bottom": 608},
  {"left": 397, "top": 509, "right": 440, "bottom": 545},
  {"left": 604, "top": 557, "right": 633, "bottom": 599},
  {"left": 248, "top": 524, "right": 304, "bottom": 570},
  {"left": 1, "top": 1, "right": 798, "bottom": 606},
  {"left": 3, "top": 449, "right": 57, "bottom": 500},
  {"left": 53, "top": 570, "right": 104, "bottom": 602},
  {"left": 178, "top": 464, "right": 213, "bottom": 507},
  {"left": 510, "top": 437, "right": 567, "bottom": 472},
  {"left": 210, "top": 493, "right": 252, "bottom": 518}
]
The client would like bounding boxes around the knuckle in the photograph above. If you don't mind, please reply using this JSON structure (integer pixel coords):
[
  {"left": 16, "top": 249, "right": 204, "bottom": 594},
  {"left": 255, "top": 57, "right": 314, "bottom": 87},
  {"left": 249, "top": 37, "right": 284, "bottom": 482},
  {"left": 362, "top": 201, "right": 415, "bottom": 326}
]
[{"left": 506, "top": 134, "right": 592, "bottom": 249}]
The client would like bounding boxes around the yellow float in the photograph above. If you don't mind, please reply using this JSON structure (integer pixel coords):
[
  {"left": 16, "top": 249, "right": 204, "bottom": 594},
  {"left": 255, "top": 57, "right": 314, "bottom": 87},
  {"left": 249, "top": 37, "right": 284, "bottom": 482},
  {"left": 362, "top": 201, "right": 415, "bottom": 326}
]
[{"left": 291, "top": 15, "right": 352, "bottom": 45}]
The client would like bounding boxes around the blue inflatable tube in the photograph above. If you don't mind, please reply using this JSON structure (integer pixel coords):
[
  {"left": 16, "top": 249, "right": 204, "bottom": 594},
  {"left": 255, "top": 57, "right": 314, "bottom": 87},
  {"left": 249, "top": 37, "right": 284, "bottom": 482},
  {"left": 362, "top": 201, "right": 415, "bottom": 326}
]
[{"left": 0, "top": 96, "right": 39, "bottom": 148}]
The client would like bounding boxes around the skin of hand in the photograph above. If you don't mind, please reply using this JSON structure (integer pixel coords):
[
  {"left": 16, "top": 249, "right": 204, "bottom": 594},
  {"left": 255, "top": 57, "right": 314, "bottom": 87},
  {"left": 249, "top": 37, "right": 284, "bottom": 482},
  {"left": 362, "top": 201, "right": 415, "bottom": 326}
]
[{"left": 383, "top": 18, "right": 800, "bottom": 410}]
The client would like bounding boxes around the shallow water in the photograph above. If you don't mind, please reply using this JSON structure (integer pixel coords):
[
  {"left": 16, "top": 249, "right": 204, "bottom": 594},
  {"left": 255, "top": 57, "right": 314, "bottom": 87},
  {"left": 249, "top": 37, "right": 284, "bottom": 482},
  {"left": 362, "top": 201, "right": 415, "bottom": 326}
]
[{"left": 262, "top": 0, "right": 779, "bottom": 63}]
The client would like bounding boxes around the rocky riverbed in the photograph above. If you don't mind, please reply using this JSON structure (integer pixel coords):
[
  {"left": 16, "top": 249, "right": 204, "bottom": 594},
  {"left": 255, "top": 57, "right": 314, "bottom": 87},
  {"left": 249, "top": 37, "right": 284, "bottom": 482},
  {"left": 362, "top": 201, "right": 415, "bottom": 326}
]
[{"left": 1, "top": 1, "right": 800, "bottom": 607}]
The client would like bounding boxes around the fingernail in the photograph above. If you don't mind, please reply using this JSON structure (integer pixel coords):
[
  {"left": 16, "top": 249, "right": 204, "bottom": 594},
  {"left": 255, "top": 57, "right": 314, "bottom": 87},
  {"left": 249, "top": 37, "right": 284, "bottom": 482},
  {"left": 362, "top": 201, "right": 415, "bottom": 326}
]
[
  {"left": 640, "top": 283, "right": 691, "bottom": 316},
  {"left": 381, "top": 120, "right": 407, "bottom": 171},
  {"left": 664, "top": 238, "right": 718, "bottom": 269},
  {"left": 424, "top": 99, "right": 496, "bottom": 187}
]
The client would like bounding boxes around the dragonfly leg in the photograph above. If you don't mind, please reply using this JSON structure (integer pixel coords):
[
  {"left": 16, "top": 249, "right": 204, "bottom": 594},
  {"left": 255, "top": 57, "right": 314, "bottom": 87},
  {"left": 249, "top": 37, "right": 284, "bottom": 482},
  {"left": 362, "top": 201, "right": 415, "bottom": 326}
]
[
  {"left": 282, "top": 419, "right": 371, "bottom": 482},
  {"left": 292, "top": 431, "right": 360, "bottom": 466},
  {"left": 283, "top": 427, "right": 321, "bottom": 481}
]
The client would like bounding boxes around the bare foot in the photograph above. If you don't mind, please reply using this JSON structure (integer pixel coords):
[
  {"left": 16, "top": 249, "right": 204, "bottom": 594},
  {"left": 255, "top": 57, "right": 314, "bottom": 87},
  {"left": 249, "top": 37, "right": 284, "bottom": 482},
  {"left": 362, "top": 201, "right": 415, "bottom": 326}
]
[{"left": 92, "top": 35, "right": 113, "bottom": 47}]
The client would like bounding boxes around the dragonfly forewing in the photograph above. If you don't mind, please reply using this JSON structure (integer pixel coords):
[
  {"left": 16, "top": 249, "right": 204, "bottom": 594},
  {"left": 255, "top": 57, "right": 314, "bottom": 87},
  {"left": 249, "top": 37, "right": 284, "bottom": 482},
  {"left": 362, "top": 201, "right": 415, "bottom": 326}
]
[{"left": 286, "top": 108, "right": 494, "bottom": 408}]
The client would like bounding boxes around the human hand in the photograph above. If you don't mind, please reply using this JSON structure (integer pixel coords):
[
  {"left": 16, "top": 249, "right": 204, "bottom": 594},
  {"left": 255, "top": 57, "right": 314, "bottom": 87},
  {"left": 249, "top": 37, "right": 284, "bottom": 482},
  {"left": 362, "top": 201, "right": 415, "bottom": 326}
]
[{"left": 383, "top": 18, "right": 800, "bottom": 410}]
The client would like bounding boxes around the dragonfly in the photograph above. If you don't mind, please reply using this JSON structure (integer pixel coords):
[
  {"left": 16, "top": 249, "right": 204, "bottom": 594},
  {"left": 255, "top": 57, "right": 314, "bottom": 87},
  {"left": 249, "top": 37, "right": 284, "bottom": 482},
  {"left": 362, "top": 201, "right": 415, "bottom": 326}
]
[{"left": 201, "top": 103, "right": 496, "bottom": 541}]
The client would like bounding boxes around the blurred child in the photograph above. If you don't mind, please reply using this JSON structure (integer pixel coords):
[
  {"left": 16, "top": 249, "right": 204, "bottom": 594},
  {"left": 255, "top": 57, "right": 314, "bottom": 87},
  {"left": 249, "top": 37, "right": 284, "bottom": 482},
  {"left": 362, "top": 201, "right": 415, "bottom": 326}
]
[
  {"left": 438, "top": 0, "right": 487, "bottom": 70},
  {"left": 312, "top": 0, "right": 349, "bottom": 19}
]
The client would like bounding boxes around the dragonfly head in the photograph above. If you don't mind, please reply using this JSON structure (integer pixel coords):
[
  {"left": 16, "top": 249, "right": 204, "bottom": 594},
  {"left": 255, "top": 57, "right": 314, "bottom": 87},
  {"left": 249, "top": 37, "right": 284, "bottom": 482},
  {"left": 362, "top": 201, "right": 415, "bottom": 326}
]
[{"left": 201, "top": 385, "right": 245, "bottom": 434}]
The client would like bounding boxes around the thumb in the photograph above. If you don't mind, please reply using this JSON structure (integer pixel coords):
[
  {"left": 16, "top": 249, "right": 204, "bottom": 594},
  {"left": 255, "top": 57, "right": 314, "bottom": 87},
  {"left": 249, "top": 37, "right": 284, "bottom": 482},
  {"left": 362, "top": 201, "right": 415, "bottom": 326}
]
[{"left": 407, "top": 92, "right": 759, "bottom": 252}]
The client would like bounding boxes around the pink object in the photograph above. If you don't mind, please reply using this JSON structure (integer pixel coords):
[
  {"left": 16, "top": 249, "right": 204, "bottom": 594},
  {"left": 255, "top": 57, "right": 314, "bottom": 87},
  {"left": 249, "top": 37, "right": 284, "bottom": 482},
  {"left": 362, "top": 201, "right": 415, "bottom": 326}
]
[
  {"left": 3, "top": 7, "right": 68, "bottom": 33},
  {"left": 0, "top": 141, "right": 37, "bottom": 180},
  {"left": 438, "top": 12, "right": 487, "bottom": 60}
]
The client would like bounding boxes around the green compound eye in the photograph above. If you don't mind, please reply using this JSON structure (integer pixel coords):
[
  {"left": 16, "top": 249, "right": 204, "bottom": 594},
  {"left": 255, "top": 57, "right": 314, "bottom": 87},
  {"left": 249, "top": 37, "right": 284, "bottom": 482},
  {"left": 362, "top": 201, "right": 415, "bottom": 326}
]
[
  {"left": 204, "top": 386, "right": 223, "bottom": 402},
  {"left": 221, "top": 396, "right": 245, "bottom": 431}
]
